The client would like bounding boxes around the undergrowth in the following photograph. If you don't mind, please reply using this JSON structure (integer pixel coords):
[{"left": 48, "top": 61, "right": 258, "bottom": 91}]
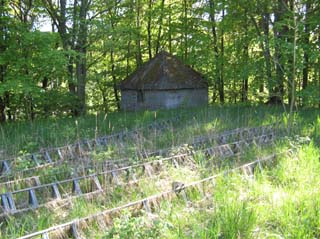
[
  {"left": 0, "top": 105, "right": 319, "bottom": 238},
  {"left": 96, "top": 143, "right": 320, "bottom": 239},
  {"left": 0, "top": 104, "right": 300, "bottom": 155}
]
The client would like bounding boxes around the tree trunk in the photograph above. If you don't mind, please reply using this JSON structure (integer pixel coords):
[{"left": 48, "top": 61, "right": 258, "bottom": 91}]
[
  {"left": 288, "top": 0, "right": 297, "bottom": 134},
  {"left": 75, "top": 0, "right": 88, "bottom": 115},
  {"left": 69, "top": 0, "right": 77, "bottom": 99},
  {"left": 249, "top": 10, "right": 272, "bottom": 100},
  {"left": 43, "top": 0, "right": 79, "bottom": 115},
  {"left": 5, "top": 93, "right": 11, "bottom": 121},
  {"left": 102, "top": 90, "right": 108, "bottom": 113},
  {"left": 0, "top": 49, "right": 5, "bottom": 122},
  {"left": 30, "top": 97, "right": 35, "bottom": 121},
  {"left": 219, "top": 9, "right": 225, "bottom": 103},
  {"left": 42, "top": 77, "right": 49, "bottom": 116},
  {"left": 147, "top": 0, "right": 152, "bottom": 59},
  {"left": 126, "top": 39, "right": 131, "bottom": 77},
  {"left": 135, "top": 0, "right": 142, "bottom": 67},
  {"left": 0, "top": 97, "right": 5, "bottom": 122},
  {"left": 0, "top": 0, "right": 6, "bottom": 122},
  {"left": 241, "top": 57, "right": 249, "bottom": 102},
  {"left": 155, "top": 0, "right": 165, "bottom": 54},
  {"left": 75, "top": 52, "right": 87, "bottom": 115},
  {"left": 318, "top": 33, "right": 320, "bottom": 108},
  {"left": 209, "top": 0, "right": 224, "bottom": 104},
  {"left": 302, "top": 0, "right": 310, "bottom": 96},
  {"left": 272, "top": 0, "right": 287, "bottom": 104},
  {"left": 111, "top": 50, "right": 120, "bottom": 110},
  {"left": 241, "top": 10, "right": 249, "bottom": 102},
  {"left": 287, "top": 0, "right": 295, "bottom": 107},
  {"left": 110, "top": 9, "right": 120, "bottom": 111},
  {"left": 183, "top": 0, "right": 188, "bottom": 61},
  {"left": 126, "top": 4, "right": 133, "bottom": 77},
  {"left": 262, "top": 13, "right": 273, "bottom": 99}
]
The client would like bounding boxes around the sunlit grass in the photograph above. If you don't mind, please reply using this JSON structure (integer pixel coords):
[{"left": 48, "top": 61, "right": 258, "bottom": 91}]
[
  {"left": 83, "top": 143, "right": 320, "bottom": 239},
  {"left": 0, "top": 104, "right": 297, "bottom": 156},
  {"left": 0, "top": 105, "right": 319, "bottom": 238}
]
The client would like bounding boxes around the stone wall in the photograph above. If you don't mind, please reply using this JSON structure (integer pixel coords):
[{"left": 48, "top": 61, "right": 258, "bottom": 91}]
[{"left": 121, "top": 88, "right": 208, "bottom": 111}]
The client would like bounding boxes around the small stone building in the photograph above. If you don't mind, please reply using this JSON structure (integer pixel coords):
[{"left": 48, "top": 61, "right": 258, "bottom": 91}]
[{"left": 120, "top": 51, "right": 208, "bottom": 111}]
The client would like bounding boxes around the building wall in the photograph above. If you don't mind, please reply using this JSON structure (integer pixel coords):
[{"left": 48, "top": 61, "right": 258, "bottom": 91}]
[
  {"left": 121, "top": 90, "right": 138, "bottom": 110},
  {"left": 121, "top": 88, "right": 208, "bottom": 111}
]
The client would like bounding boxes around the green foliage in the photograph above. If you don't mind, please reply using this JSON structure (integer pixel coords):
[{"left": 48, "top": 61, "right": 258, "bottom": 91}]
[
  {"left": 105, "top": 211, "right": 162, "bottom": 239},
  {"left": 0, "top": 15, "right": 70, "bottom": 119},
  {"left": 299, "top": 83, "right": 320, "bottom": 107},
  {"left": 1, "top": 0, "right": 320, "bottom": 121}
]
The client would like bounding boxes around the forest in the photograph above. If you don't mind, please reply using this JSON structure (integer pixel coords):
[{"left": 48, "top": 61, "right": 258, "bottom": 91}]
[
  {"left": 1, "top": 1, "right": 320, "bottom": 238},
  {"left": 0, "top": 0, "right": 319, "bottom": 122}
]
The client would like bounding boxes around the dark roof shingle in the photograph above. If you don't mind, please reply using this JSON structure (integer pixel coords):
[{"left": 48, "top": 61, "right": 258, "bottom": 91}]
[{"left": 120, "top": 51, "right": 208, "bottom": 90}]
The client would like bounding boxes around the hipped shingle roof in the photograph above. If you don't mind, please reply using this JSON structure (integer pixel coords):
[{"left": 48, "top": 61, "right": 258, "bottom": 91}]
[{"left": 120, "top": 51, "right": 208, "bottom": 90}]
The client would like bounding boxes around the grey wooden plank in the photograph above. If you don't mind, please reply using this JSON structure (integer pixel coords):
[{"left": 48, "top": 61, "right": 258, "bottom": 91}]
[
  {"left": 6, "top": 192, "right": 16, "bottom": 211},
  {"left": 92, "top": 176, "right": 102, "bottom": 191},
  {"left": 31, "top": 154, "right": 40, "bottom": 166},
  {"left": 44, "top": 151, "right": 52, "bottom": 163},
  {"left": 28, "top": 189, "right": 39, "bottom": 208},
  {"left": 143, "top": 200, "right": 151, "bottom": 213},
  {"left": 1, "top": 160, "right": 11, "bottom": 174},
  {"left": 72, "top": 180, "right": 82, "bottom": 195},
  {"left": 52, "top": 183, "right": 61, "bottom": 199},
  {"left": 1, "top": 194, "right": 10, "bottom": 212}
]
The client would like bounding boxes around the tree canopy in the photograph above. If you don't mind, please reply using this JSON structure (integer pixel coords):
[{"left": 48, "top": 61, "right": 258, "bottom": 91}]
[{"left": 0, "top": 0, "right": 319, "bottom": 121}]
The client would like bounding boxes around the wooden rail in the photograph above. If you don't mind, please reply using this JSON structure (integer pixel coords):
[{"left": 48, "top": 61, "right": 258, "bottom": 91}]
[
  {"left": 16, "top": 149, "right": 294, "bottom": 239},
  {"left": 0, "top": 133, "right": 277, "bottom": 217},
  {"left": 0, "top": 116, "right": 182, "bottom": 176},
  {"left": 0, "top": 123, "right": 281, "bottom": 184}
]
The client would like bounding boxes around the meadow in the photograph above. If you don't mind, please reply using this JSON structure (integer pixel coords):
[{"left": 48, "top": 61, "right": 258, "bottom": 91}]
[{"left": 0, "top": 104, "right": 319, "bottom": 238}]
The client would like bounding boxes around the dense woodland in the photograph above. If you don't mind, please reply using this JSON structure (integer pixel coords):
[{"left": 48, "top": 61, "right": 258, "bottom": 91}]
[{"left": 0, "top": 0, "right": 319, "bottom": 122}]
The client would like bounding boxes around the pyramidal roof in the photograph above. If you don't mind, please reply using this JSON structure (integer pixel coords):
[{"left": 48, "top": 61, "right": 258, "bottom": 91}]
[{"left": 120, "top": 51, "right": 208, "bottom": 90}]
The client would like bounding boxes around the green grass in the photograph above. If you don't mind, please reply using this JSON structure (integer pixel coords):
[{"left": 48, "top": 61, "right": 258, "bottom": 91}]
[
  {"left": 1, "top": 104, "right": 305, "bottom": 156},
  {"left": 0, "top": 104, "right": 319, "bottom": 238},
  {"left": 91, "top": 143, "right": 319, "bottom": 239},
  {"left": 0, "top": 140, "right": 304, "bottom": 238}
]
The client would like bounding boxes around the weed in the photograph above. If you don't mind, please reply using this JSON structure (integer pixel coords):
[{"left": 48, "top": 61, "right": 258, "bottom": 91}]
[{"left": 1, "top": 105, "right": 319, "bottom": 238}]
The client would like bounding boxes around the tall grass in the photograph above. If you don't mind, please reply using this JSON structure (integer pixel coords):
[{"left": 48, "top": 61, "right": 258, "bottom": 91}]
[
  {"left": 0, "top": 105, "right": 319, "bottom": 238},
  {"left": 149, "top": 143, "right": 320, "bottom": 239},
  {"left": 91, "top": 143, "right": 320, "bottom": 239},
  {"left": 0, "top": 104, "right": 293, "bottom": 156}
]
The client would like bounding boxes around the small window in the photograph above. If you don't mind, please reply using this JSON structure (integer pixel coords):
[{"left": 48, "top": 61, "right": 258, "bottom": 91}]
[{"left": 137, "top": 90, "right": 144, "bottom": 103}]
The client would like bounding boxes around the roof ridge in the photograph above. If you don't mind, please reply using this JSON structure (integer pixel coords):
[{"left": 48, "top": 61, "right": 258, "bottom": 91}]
[{"left": 120, "top": 52, "right": 207, "bottom": 90}]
